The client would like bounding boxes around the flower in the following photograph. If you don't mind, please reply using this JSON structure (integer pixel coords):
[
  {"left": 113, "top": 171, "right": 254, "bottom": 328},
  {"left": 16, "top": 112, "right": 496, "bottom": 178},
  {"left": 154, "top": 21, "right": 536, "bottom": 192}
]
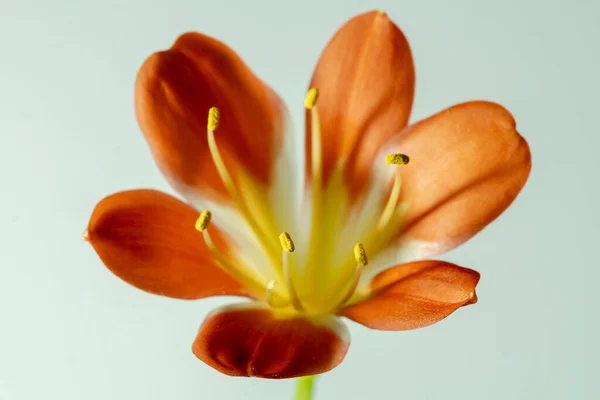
[{"left": 85, "top": 10, "right": 531, "bottom": 379}]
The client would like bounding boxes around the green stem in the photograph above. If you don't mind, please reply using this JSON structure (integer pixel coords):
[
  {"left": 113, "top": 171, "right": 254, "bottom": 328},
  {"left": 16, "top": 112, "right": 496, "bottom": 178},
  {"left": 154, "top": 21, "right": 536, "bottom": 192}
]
[{"left": 295, "top": 375, "right": 316, "bottom": 400}]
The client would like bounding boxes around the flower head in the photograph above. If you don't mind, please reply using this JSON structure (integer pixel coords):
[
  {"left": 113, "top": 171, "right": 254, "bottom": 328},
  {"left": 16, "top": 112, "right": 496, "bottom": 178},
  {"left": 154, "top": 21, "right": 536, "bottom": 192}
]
[{"left": 85, "top": 10, "right": 531, "bottom": 379}]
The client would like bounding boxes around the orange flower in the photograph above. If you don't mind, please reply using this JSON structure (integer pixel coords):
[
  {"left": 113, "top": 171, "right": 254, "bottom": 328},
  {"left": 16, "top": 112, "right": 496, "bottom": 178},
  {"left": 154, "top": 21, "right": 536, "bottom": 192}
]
[{"left": 85, "top": 10, "right": 531, "bottom": 379}]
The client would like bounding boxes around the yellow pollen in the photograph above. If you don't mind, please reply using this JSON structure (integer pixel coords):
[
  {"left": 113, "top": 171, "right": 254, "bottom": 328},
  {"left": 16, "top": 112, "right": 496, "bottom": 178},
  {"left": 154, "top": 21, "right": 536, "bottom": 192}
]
[
  {"left": 304, "top": 88, "right": 319, "bottom": 109},
  {"left": 353, "top": 243, "right": 368, "bottom": 266},
  {"left": 207, "top": 107, "right": 220, "bottom": 131},
  {"left": 385, "top": 153, "right": 410, "bottom": 165},
  {"left": 279, "top": 232, "right": 295, "bottom": 253},
  {"left": 195, "top": 210, "right": 212, "bottom": 232}
]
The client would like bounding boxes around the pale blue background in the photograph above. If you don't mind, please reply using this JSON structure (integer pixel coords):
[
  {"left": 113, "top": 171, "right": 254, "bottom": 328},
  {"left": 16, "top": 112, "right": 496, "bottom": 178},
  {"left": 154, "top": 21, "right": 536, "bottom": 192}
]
[{"left": 1, "top": 0, "right": 598, "bottom": 399}]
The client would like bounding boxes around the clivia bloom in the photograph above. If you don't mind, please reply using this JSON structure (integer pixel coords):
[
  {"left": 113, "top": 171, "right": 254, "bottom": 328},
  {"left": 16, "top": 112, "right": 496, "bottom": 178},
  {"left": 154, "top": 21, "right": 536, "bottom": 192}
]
[{"left": 85, "top": 10, "right": 531, "bottom": 379}]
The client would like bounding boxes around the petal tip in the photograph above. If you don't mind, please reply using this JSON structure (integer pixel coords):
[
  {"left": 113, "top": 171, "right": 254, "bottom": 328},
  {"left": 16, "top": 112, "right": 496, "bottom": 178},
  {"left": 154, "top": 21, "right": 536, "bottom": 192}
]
[
  {"left": 342, "top": 261, "right": 481, "bottom": 331},
  {"left": 135, "top": 31, "right": 287, "bottom": 197},
  {"left": 467, "top": 291, "right": 478, "bottom": 305},
  {"left": 355, "top": 10, "right": 396, "bottom": 30},
  {"left": 375, "top": 9, "right": 390, "bottom": 21}
]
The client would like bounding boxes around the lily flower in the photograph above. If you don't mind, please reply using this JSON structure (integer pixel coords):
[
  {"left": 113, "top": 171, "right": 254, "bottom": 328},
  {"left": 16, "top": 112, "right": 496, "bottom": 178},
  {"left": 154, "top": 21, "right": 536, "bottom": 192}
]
[{"left": 85, "top": 10, "right": 531, "bottom": 379}]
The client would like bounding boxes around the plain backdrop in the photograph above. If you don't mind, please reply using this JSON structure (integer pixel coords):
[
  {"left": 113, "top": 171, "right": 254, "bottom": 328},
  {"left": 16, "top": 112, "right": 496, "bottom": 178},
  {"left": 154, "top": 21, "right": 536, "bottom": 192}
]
[{"left": 1, "top": 0, "right": 598, "bottom": 399}]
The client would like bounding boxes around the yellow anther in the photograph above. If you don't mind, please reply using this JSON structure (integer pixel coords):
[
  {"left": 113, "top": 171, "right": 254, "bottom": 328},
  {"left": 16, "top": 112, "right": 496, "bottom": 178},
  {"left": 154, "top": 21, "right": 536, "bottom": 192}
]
[
  {"left": 279, "top": 232, "right": 295, "bottom": 253},
  {"left": 195, "top": 210, "right": 212, "bottom": 232},
  {"left": 304, "top": 88, "right": 319, "bottom": 109},
  {"left": 385, "top": 153, "right": 410, "bottom": 165},
  {"left": 207, "top": 107, "right": 220, "bottom": 131},
  {"left": 353, "top": 243, "right": 368, "bottom": 266}
]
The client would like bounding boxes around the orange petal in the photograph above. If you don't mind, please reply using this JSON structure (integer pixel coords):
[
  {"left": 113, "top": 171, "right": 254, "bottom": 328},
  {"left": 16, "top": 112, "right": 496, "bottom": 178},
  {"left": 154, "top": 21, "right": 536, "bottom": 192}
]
[
  {"left": 135, "top": 33, "right": 287, "bottom": 201},
  {"left": 192, "top": 303, "right": 350, "bottom": 378},
  {"left": 307, "top": 10, "right": 415, "bottom": 193},
  {"left": 341, "top": 261, "right": 480, "bottom": 330},
  {"left": 392, "top": 101, "right": 531, "bottom": 258},
  {"left": 86, "top": 189, "right": 249, "bottom": 299}
]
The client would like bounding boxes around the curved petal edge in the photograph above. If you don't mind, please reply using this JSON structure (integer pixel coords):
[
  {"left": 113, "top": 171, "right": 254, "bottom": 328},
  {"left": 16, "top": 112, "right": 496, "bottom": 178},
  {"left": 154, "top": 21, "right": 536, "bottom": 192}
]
[
  {"left": 306, "top": 10, "right": 415, "bottom": 195},
  {"left": 86, "top": 189, "right": 249, "bottom": 299},
  {"left": 135, "top": 32, "right": 288, "bottom": 201},
  {"left": 341, "top": 260, "right": 480, "bottom": 330},
  {"left": 192, "top": 303, "right": 350, "bottom": 378},
  {"left": 389, "top": 100, "right": 532, "bottom": 259}
]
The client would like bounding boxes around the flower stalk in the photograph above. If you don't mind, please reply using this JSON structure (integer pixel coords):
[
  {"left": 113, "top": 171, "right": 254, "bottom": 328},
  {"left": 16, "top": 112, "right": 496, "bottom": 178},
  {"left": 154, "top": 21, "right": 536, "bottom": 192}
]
[{"left": 295, "top": 375, "right": 316, "bottom": 400}]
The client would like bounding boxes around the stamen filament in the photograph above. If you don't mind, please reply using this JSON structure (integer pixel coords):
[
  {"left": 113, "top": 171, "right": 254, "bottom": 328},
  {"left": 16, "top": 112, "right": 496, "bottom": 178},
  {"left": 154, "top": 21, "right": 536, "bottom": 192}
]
[
  {"left": 306, "top": 88, "right": 323, "bottom": 291},
  {"left": 377, "top": 153, "right": 410, "bottom": 231},
  {"left": 280, "top": 232, "right": 305, "bottom": 311},
  {"left": 332, "top": 243, "right": 368, "bottom": 310},
  {"left": 377, "top": 172, "right": 402, "bottom": 230},
  {"left": 201, "top": 229, "right": 265, "bottom": 296},
  {"left": 206, "top": 107, "right": 282, "bottom": 278},
  {"left": 196, "top": 211, "right": 269, "bottom": 297},
  {"left": 334, "top": 262, "right": 365, "bottom": 309}
]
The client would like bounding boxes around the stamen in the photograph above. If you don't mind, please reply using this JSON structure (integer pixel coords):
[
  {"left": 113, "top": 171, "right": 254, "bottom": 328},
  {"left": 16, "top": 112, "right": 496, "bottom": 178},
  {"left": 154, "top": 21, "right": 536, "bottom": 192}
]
[
  {"left": 306, "top": 88, "right": 323, "bottom": 289},
  {"left": 279, "top": 232, "right": 304, "bottom": 311},
  {"left": 195, "top": 210, "right": 212, "bottom": 232},
  {"left": 377, "top": 153, "right": 410, "bottom": 230},
  {"left": 377, "top": 173, "right": 402, "bottom": 230},
  {"left": 279, "top": 231, "right": 295, "bottom": 252},
  {"left": 334, "top": 243, "right": 368, "bottom": 310},
  {"left": 304, "top": 88, "right": 319, "bottom": 109},
  {"left": 385, "top": 153, "right": 410, "bottom": 165},
  {"left": 207, "top": 106, "right": 220, "bottom": 131},
  {"left": 353, "top": 243, "right": 368, "bottom": 266},
  {"left": 206, "top": 107, "right": 281, "bottom": 276},
  {"left": 196, "top": 210, "right": 266, "bottom": 296}
]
